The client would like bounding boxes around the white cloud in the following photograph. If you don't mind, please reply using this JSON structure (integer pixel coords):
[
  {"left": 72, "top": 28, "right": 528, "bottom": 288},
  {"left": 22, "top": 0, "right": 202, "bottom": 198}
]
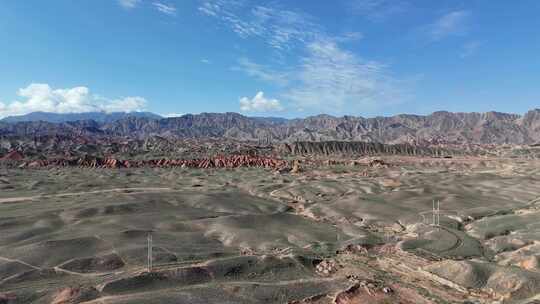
[
  {"left": 235, "top": 44, "right": 405, "bottom": 113},
  {"left": 162, "top": 113, "right": 184, "bottom": 117},
  {"left": 202, "top": 0, "right": 408, "bottom": 114},
  {"left": 239, "top": 92, "right": 283, "bottom": 112},
  {"left": 283, "top": 40, "right": 403, "bottom": 112},
  {"left": 199, "top": 1, "right": 320, "bottom": 51},
  {"left": 460, "top": 41, "right": 482, "bottom": 58},
  {"left": 198, "top": 0, "right": 224, "bottom": 17},
  {"left": 153, "top": 2, "right": 177, "bottom": 15},
  {"left": 349, "top": 0, "right": 409, "bottom": 21},
  {"left": 101, "top": 96, "right": 147, "bottom": 113},
  {"left": 0, "top": 83, "right": 147, "bottom": 118},
  {"left": 201, "top": 59, "right": 211, "bottom": 64},
  {"left": 234, "top": 58, "right": 289, "bottom": 86},
  {"left": 429, "top": 10, "right": 471, "bottom": 41},
  {"left": 118, "top": 0, "right": 141, "bottom": 9}
]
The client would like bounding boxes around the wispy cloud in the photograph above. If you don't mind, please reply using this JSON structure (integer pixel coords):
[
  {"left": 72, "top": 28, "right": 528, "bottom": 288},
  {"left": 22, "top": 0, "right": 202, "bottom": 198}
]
[
  {"left": 201, "top": 0, "right": 408, "bottom": 114},
  {"left": 153, "top": 2, "right": 177, "bottom": 16},
  {"left": 460, "top": 41, "right": 482, "bottom": 58},
  {"left": 118, "top": 0, "right": 141, "bottom": 9},
  {"left": 335, "top": 31, "right": 364, "bottom": 43},
  {"left": 199, "top": 1, "right": 320, "bottom": 51},
  {"left": 0, "top": 83, "right": 147, "bottom": 118},
  {"left": 235, "top": 42, "right": 406, "bottom": 113},
  {"left": 429, "top": 10, "right": 471, "bottom": 41},
  {"left": 285, "top": 40, "right": 404, "bottom": 112},
  {"left": 348, "top": 0, "right": 409, "bottom": 21},
  {"left": 200, "top": 59, "right": 211, "bottom": 64},
  {"left": 239, "top": 91, "right": 283, "bottom": 112},
  {"left": 163, "top": 113, "right": 184, "bottom": 117},
  {"left": 233, "top": 58, "right": 289, "bottom": 86}
]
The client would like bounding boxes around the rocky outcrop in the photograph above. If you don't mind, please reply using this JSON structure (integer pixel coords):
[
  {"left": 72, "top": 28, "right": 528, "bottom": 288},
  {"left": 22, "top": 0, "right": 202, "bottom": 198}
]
[
  {"left": 0, "top": 150, "right": 24, "bottom": 161},
  {"left": 278, "top": 141, "right": 456, "bottom": 157},
  {"left": 2, "top": 110, "right": 540, "bottom": 144},
  {"left": 520, "top": 109, "right": 540, "bottom": 144},
  {"left": 0, "top": 135, "right": 274, "bottom": 161},
  {"left": 0, "top": 292, "right": 17, "bottom": 304},
  {"left": 50, "top": 287, "right": 99, "bottom": 304},
  {"left": 20, "top": 155, "right": 288, "bottom": 170}
]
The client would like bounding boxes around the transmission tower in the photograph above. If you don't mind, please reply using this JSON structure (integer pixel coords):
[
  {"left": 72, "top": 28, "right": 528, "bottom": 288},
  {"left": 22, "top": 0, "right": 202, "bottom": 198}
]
[
  {"left": 432, "top": 200, "right": 436, "bottom": 227},
  {"left": 147, "top": 232, "right": 153, "bottom": 272},
  {"left": 438, "top": 200, "right": 440, "bottom": 227},
  {"left": 432, "top": 200, "right": 440, "bottom": 228}
]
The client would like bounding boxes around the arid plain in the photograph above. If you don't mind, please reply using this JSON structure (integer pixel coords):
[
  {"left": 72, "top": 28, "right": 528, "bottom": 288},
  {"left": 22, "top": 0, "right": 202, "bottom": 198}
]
[{"left": 2, "top": 152, "right": 540, "bottom": 304}]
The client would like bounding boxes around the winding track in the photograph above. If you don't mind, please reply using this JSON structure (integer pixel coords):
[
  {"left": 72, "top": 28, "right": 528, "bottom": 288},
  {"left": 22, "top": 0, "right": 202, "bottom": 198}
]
[
  {"left": 0, "top": 256, "right": 41, "bottom": 271},
  {"left": 0, "top": 187, "right": 175, "bottom": 204},
  {"left": 78, "top": 277, "right": 342, "bottom": 304}
]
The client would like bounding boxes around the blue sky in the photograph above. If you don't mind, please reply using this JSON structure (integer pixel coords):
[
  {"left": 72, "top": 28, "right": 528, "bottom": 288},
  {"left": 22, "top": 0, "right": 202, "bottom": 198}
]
[{"left": 0, "top": 0, "right": 539, "bottom": 118}]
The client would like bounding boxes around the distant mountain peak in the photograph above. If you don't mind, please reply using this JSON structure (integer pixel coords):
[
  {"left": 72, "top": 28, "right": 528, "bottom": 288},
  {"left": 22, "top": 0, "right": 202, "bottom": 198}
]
[
  {"left": 1, "top": 109, "right": 540, "bottom": 145},
  {"left": 0, "top": 111, "right": 162, "bottom": 123}
]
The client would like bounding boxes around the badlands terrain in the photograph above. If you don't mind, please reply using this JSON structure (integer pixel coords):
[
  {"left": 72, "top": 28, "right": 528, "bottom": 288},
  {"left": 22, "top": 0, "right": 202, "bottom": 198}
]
[
  {"left": 1, "top": 111, "right": 540, "bottom": 303},
  {"left": 1, "top": 146, "right": 540, "bottom": 303}
]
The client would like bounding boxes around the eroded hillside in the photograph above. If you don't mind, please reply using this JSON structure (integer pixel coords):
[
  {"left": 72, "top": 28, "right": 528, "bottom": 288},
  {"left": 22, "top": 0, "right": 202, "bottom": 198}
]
[{"left": 1, "top": 154, "right": 540, "bottom": 303}]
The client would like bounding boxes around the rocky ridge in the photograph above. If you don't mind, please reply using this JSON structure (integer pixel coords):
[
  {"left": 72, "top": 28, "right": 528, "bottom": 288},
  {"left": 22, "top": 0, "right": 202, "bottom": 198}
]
[{"left": 1, "top": 109, "right": 540, "bottom": 145}]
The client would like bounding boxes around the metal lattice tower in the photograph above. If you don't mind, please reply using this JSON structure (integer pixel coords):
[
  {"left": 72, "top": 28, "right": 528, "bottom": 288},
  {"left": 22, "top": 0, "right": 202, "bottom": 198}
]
[
  {"left": 432, "top": 200, "right": 440, "bottom": 227},
  {"left": 432, "top": 200, "right": 436, "bottom": 226},
  {"left": 147, "top": 232, "right": 153, "bottom": 272},
  {"left": 437, "top": 200, "right": 440, "bottom": 227}
]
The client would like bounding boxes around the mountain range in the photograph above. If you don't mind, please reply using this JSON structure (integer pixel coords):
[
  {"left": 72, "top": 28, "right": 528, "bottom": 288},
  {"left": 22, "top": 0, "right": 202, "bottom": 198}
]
[
  {"left": 0, "top": 111, "right": 161, "bottom": 123},
  {"left": 1, "top": 109, "right": 539, "bottom": 145}
]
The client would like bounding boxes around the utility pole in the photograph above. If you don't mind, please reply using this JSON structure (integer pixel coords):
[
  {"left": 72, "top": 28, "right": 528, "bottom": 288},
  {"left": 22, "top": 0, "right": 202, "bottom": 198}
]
[{"left": 147, "top": 232, "right": 153, "bottom": 272}]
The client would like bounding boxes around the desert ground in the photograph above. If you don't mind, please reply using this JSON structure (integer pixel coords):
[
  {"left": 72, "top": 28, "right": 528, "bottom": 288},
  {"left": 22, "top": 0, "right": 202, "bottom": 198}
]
[{"left": 1, "top": 155, "right": 540, "bottom": 304}]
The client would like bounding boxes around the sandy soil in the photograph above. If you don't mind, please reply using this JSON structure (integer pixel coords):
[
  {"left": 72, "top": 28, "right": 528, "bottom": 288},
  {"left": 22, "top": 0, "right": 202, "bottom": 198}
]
[{"left": 1, "top": 157, "right": 540, "bottom": 303}]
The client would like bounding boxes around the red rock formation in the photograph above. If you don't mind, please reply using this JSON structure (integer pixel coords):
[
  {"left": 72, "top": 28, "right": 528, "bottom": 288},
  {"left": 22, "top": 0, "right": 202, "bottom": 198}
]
[
  {"left": 50, "top": 287, "right": 98, "bottom": 304},
  {"left": 18, "top": 155, "right": 289, "bottom": 170},
  {"left": 0, "top": 150, "right": 24, "bottom": 161},
  {"left": 0, "top": 292, "right": 17, "bottom": 304},
  {"left": 368, "top": 159, "right": 390, "bottom": 168}
]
